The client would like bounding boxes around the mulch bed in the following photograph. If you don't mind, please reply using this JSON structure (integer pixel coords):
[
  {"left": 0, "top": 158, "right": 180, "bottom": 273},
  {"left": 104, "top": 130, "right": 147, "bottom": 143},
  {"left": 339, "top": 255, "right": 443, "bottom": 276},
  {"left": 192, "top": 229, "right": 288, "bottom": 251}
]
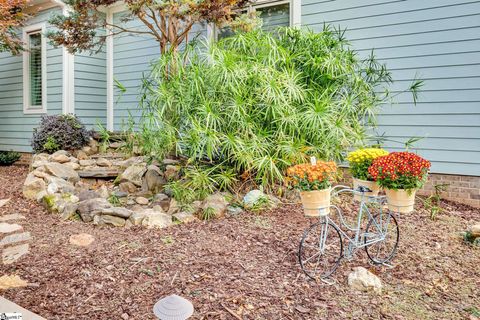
[{"left": 1, "top": 166, "right": 479, "bottom": 319}]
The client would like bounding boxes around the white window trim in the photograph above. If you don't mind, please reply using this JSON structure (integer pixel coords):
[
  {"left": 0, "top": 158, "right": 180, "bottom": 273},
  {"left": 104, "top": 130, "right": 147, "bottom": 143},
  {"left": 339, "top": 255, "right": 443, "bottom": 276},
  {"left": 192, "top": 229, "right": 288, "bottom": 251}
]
[
  {"left": 62, "top": 6, "right": 75, "bottom": 115},
  {"left": 23, "top": 22, "right": 47, "bottom": 114}
]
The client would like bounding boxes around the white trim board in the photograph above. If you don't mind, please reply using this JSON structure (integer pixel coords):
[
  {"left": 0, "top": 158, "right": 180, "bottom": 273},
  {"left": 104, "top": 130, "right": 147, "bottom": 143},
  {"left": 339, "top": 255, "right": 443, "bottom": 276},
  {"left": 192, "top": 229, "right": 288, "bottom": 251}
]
[
  {"left": 23, "top": 22, "right": 47, "bottom": 114},
  {"left": 106, "top": 10, "right": 114, "bottom": 131},
  {"left": 62, "top": 6, "right": 75, "bottom": 115}
]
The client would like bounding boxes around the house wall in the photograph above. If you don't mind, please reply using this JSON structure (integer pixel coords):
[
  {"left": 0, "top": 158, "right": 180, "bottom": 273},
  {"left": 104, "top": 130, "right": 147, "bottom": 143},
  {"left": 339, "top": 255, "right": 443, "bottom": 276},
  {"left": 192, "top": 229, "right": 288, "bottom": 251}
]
[
  {"left": 0, "top": 7, "right": 63, "bottom": 152},
  {"left": 74, "top": 31, "right": 107, "bottom": 129},
  {"left": 111, "top": 13, "right": 208, "bottom": 130},
  {"left": 301, "top": 0, "right": 480, "bottom": 177}
]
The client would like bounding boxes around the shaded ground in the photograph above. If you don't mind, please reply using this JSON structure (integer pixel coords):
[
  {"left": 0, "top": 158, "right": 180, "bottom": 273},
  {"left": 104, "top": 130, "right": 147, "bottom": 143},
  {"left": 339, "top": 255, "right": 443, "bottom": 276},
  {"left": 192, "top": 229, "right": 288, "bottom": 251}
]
[{"left": 1, "top": 166, "right": 479, "bottom": 319}]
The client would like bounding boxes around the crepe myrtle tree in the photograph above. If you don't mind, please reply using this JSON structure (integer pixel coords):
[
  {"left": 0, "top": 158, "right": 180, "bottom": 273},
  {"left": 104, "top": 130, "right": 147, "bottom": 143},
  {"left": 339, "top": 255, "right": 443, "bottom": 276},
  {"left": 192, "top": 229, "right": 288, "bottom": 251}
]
[
  {"left": 0, "top": 0, "right": 29, "bottom": 54},
  {"left": 48, "top": 0, "right": 253, "bottom": 56}
]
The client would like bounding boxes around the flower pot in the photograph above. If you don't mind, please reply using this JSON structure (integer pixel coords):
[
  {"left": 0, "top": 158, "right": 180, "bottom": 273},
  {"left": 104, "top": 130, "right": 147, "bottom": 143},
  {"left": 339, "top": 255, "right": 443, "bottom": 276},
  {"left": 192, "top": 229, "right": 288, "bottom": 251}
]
[
  {"left": 299, "top": 188, "right": 331, "bottom": 217},
  {"left": 352, "top": 178, "right": 380, "bottom": 202},
  {"left": 385, "top": 188, "right": 416, "bottom": 213}
]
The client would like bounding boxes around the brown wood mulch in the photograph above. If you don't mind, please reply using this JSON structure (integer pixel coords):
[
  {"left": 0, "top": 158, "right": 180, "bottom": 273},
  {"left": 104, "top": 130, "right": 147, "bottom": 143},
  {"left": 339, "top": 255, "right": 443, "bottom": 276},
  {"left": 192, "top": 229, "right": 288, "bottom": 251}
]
[{"left": 0, "top": 166, "right": 479, "bottom": 320}]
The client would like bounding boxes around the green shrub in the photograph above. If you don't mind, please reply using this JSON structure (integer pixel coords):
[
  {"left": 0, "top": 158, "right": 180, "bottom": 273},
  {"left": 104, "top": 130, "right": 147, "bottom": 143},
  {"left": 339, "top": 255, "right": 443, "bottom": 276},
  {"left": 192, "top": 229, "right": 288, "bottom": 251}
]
[
  {"left": 0, "top": 151, "right": 21, "bottom": 166},
  {"left": 139, "top": 27, "right": 420, "bottom": 188}
]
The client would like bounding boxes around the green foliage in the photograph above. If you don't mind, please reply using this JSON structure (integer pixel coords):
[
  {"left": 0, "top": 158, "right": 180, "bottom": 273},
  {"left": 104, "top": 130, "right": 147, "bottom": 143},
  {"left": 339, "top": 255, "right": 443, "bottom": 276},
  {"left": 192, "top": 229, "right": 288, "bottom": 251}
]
[
  {"left": 350, "top": 161, "right": 372, "bottom": 181},
  {"left": 43, "top": 136, "right": 60, "bottom": 153},
  {"left": 0, "top": 151, "right": 21, "bottom": 166},
  {"left": 463, "top": 231, "right": 480, "bottom": 247},
  {"left": 96, "top": 122, "right": 111, "bottom": 153},
  {"left": 423, "top": 183, "right": 449, "bottom": 220},
  {"left": 200, "top": 207, "right": 216, "bottom": 220},
  {"left": 140, "top": 26, "right": 417, "bottom": 188},
  {"left": 107, "top": 194, "right": 121, "bottom": 207}
]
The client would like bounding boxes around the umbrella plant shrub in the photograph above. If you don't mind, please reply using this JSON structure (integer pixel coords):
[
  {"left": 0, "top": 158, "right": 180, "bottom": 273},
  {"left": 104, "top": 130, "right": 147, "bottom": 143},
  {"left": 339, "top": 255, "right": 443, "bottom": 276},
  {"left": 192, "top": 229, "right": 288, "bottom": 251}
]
[{"left": 139, "top": 27, "right": 410, "bottom": 188}]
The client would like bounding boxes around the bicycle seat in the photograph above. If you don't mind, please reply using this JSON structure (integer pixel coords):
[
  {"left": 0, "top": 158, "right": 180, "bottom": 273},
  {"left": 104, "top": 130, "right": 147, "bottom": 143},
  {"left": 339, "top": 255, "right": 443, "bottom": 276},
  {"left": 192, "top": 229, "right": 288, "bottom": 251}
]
[{"left": 357, "top": 186, "right": 372, "bottom": 193}]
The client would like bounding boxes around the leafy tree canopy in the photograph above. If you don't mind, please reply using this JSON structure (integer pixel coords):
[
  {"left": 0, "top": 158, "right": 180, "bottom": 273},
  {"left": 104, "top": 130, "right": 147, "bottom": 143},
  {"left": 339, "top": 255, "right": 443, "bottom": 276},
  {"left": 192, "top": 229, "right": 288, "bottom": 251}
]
[{"left": 0, "top": 0, "right": 29, "bottom": 54}]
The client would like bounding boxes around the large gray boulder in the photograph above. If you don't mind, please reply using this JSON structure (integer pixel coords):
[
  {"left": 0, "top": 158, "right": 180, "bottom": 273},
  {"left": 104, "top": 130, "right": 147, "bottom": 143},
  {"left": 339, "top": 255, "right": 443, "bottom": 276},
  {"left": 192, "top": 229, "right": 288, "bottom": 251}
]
[
  {"left": 118, "top": 163, "right": 146, "bottom": 187},
  {"left": 77, "top": 198, "right": 112, "bottom": 222},
  {"left": 94, "top": 215, "right": 126, "bottom": 227},
  {"left": 100, "top": 207, "right": 133, "bottom": 219},
  {"left": 49, "top": 151, "right": 70, "bottom": 163},
  {"left": 44, "top": 163, "right": 80, "bottom": 183},
  {"left": 142, "top": 165, "right": 166, "bottom": 193},
  {"left": 142, "top": 212, "right": 173, "bottom": 229},
  {"left": 23, "top": 173, "right": 46, "bottom": 200},
  {"left": 45, "top": 176, "right": 75, "bottom": 194}
]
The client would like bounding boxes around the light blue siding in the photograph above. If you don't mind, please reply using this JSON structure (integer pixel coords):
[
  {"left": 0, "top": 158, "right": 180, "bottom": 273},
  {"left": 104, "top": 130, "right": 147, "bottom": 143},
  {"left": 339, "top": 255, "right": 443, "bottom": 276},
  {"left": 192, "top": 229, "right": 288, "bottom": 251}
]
[
  {"left": 0, "top": 7, "right": 63, "bottom": 152},
  {"left": 74, "top": 39, "right": 107, "bottom": 129},
  {"left": 302, "top": 0, "right": 480, "bottom": 176},
  {"left": 112, "top": 13, "right": 207, "bottom": 130}
]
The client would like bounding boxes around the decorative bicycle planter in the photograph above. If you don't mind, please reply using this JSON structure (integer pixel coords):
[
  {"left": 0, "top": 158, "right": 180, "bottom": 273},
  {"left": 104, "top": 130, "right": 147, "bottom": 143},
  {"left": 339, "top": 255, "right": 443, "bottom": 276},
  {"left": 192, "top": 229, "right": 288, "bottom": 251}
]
[{"left": 298, "top": 185, "right": 400, "bottom": 280}]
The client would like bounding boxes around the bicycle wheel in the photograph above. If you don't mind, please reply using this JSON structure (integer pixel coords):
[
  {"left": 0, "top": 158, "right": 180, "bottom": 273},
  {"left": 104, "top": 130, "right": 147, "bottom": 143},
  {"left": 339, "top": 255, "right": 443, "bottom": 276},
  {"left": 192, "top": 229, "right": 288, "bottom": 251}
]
[
  {"left": 364, "top": 212, "right": 399, "bottom": 264},
  {"left": 298, "top": 220, "right": 343, "bottom": 280}
]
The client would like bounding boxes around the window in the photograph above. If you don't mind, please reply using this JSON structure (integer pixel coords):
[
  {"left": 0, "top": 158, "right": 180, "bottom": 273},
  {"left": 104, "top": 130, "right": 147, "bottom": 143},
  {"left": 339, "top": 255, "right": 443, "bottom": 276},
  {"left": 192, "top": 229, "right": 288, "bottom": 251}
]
[
  {"left": 216, "top": 1, "right": 291, "bottom": 39},
  {"left": 23, "top": 23, "right": 47, "bottom": 114}
]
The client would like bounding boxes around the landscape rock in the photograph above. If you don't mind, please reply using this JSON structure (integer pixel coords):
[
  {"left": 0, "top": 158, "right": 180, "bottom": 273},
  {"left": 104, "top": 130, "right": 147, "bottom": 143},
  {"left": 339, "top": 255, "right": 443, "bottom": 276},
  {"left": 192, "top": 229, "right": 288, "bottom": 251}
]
[
  {"left": 77, "top": 190, "right": 101, "bottom": 202},
  {"left": 49, "top": 152, "right": 70, "bottom": 163},
  {"left": 243, "top": 189, "right": 267, "bottom": 208},
  {"left": 164, "top": 165, "right": 180, "bottom": 181},
  {"left": 136, "top": 196, "right": 149, "bottom": 205},
  {"left": 2, "top": 244, "right": 29, "bottom": 264},
  {"left": 45, "top": 176, "right": 75, "bottom": 194},
  {"left": 94, "top": 215, "right": 126, "bottom": 227},
  {"left": 143, "top": 165, "right": 166, "bottom": 193},
  {"left": 154, "top": 193, "right": 169, "bottom": 202},
  {"left": 69, "top": 233, "right": 95, "bottom": 247},
  {"left": 78, "top": 168, "right": 120, "bottom": 178},
  {"left": 173, "top": 212, "right": 196, "bottom": 224},
  {"left": 0, "top": 214, "right": 25, "bottom": 222},
  {"left": 96, "top": 157, "right": 112, "bottom": 167},
  {"left": 23, "top": 173, "right": 46, "bottom": 200},
  {"left": 77, "top": 198, "right": 112, "bottom": 222},
  {"left": 75, "top": 150, "right": 89, "bottom": 160},
  {"left": 32, "top": 153, "right": 49, "bottom": 163},
  {"left": 167, "top": 198, "right": 180, "bottom": 215},
  {"left": 118, "top": 156, "right": 144, "bottom": 169},
  {"left": 31, "top": 160, "right": 49, "bottom": 169},
  {"left": 201, "top": 193, "right": 229, "bottom": 218},
  {"left": 162, "top": 158, "right": 180, "bottom": 165},
  {"left": 79, "top": 159, "right": 96, "bottom": 167},
  {"left": 59, "top": 202, "right": 79, "bottom": 220},
  {"left": 0, "top": 232, "right": 31, "bottom": 247},
  {"left": 227, "top": 205, "right": 244, "bottom": 216},
  {"left": 347, "top": 267, "right": 383, "bottom": 293},
  {"left": 44, "top": 163, "right": 80, "bottom": 183},
  {"left": 113, "top": 190, "right": 128, "bottom": 198},
  {"left": 64, "top": 162, "right": 80, "bottom": 170},
  {"left": 118, "top": 163, "right": 146, "bottom": 186},
  {"left": 0, "top": 198, "right": 10, "bottom": 208},
  {"left": 141, "top": 212, "right": 173, "bottom": 228},
  {"left": 100, "top": 207, "right": 133, "bottom": 219},
  {"left": 109, "top": 142, "right": 124, "bottom": 149},
  {"left": 119, "top": 182, "right": 137, "bottom": 194},
  {"left": 98, "top": 185, "right": 110, "bottom": 198},
  {"left": 0, "top": 223, "right": 23, "bottom": 234},
  {"left": 0, "top": 275, "right": 28, "bottom": 290},
  {"left": 470, "top": 224, "right": 480, "bottom": 238},
  {"left": 32, "top": 168, "right": 50, "bottom": 179}
]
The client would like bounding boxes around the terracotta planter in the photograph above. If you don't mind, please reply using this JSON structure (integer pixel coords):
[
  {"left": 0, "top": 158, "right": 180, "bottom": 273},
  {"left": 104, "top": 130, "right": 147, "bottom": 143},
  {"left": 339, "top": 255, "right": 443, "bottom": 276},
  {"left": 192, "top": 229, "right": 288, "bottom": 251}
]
[
  {"left": 385, "top": 188, "right": 417, "bottom": 213},
  {"left": 299, "top": 188, "right": 331, "bottom": 217},
  {"left": 352, "top": 178, "right": 380, "bottom": 201}
]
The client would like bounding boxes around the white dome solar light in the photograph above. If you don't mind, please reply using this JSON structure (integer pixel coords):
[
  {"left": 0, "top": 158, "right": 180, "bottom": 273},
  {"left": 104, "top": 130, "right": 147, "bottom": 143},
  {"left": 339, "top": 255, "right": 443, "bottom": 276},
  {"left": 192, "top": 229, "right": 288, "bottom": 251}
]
[{"left": 153, "top": 294, "right": 194, "bottom": 320}]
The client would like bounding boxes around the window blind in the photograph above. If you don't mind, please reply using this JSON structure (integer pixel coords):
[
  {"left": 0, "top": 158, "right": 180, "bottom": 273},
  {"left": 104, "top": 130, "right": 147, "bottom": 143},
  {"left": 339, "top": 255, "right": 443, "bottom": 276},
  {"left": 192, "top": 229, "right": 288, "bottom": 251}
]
[{"left": 29, "top": 32, "right": 42, "bottom": 107}]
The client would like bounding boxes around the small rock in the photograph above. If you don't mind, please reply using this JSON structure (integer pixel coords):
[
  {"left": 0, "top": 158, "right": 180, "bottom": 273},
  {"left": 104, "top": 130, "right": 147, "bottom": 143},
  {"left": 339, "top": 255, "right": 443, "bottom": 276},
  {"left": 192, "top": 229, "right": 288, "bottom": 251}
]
[
  {"left": 141, "top": 212, "right": 172, "bottom": 229},
  {"left": 94, "top": 215, "right": 126, "bottom": 227},
  {"left": 0, "top": 198, "right": 10, "bottom": 208},
  {"left": 45, "top": 176, "right": 75, "bottom": 194},
  {"left": 32, "top": 153, "right": 49, "bottom": 163},
  {"left": 109, "top": 142, "right": 124, "bottom": 149},
  {"left": 64, "top": 162, "right": 80, "bottom": 170},
  {"left": 32, "top": 160, "right": 49, "bottom": 169},
  {"left": 101, "top": 207, "right": 133, "bottom": 219},
  {"left": 69, "top": 156, "right": 79, "bottom": 163},
  {"left": 118, "top": 163, "right": 147, "bottom": 187},
  {"left": 32, "top": 169, "right": 50, "bottom": 179},
  {"left": 49, "top": 152, "right": 70, "bottom": 163},
  {"left": 79, "top": 159, "right": 96, "bottom": 167},
  {"left": 0, "top": 275, "right": 28, "bottom": 290},
  {"left": 173, "top": 212, "right": 196, "bottom": 224},
  {"left": 162, "top": 158, "right": 180, "bottom": 165},
  {"left": 0, "top": 214, "right": 25, "bottom": 222},
  {"left": 470, "top": 224, "right": 480, "bottom": 238},
  {"left": 113, "top": 191, "right": 129, "bottom": 198},
  {"left": 152, "top": 205, "right": 164, "bottom": 213},
  {"left": 75, "top": 150, "right": 89, "bottom": 160},
  {"left": 243, "top": 189, "right": 267, "bottom": 208},
  {"left": 0, "top": 223, "right": 23, "bottom": 234},
  {"left": 59, "top": 202, "right": 79, "bottom": 220},
  {"left": 2, "top": 244, "right": 29, "bottom": 264},
  {"left": 96, "top": 157, "right": 112, "bottom": 167},
  {"left": 77, "top": 198, "right": 112, "bottom": 222},
  {"left": 22, "top": 173, "right": 46, "bottom": 200},
  {"left": 201, "top": 193, "right": 229, "bottom": 218},
  {"left": 44, "top": 163, "right": 80, "bottom": 183},
  {"left": 77, "top": 190, "right": 101, "bottom": 201},
  {"left": 69, "top": 233, "right": 95, "bottom": 247},
  {"left": 98, "top": 185, "right": 110, "bottom": 198},
  {"left": 119, "top": 182, "right": 137, "bottom": 194},
  {"left": 167, "top": 198, "right": 180, "bottom": 215},
  {"left": 0, "top": 232, "right": 31, "bottom": 247},
  {"left": 227, "top": 205, "right": 244, "bottom": 216},
  {"left": 164, "top": 165, "right": 180, "bottom": 181},
  {"left": 348, "top": 267, "right": 382, "bottom": 293},
  {"left": 136, "top": 197, "right": 149, "bottom": 205},
  {"left": 154, "top": 193, "right": 169, "bottom": 202},
  {"left": 142, "top": 165, "right": 166, "bottom": 193}
]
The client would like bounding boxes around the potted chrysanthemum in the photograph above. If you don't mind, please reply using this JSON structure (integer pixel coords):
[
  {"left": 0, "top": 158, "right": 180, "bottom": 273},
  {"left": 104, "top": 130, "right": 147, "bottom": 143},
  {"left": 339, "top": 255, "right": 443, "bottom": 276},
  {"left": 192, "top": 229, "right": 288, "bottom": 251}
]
[
  {"left": 368, "top": 151, "right": 431, "bottom": 213},
  {"left": 286, "top": 160, "right": 337, "bottom": 217},
  {"left": 347, "top": 148, "right": 389, "bottom": 201}
]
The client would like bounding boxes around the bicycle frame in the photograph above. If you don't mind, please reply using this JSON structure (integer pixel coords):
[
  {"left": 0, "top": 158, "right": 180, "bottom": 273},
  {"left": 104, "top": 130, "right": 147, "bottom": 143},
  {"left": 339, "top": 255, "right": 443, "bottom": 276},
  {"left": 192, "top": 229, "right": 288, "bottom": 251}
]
[{"left": 320, "top": 185, "right": 392, "bottom": 252}]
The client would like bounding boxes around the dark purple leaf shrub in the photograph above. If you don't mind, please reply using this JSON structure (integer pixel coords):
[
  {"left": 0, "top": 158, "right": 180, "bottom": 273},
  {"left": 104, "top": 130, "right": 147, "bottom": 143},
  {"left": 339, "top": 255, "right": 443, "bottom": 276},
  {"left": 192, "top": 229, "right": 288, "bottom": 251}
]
[{"left": 31, "top": 114, "right": 92, "bottom": 153}]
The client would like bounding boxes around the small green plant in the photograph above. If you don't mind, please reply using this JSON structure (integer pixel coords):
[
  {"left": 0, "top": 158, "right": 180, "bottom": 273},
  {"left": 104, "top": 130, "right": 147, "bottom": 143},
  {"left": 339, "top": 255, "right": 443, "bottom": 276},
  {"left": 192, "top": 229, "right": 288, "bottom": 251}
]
[
  {"left": 463, "top": 231, "right": 480, "bottom": 247},
  {"left": 96, "top": 122, "right": 111, "bottom": 153},
  {"left": 465, "top": 307, "right": 480, "bottom": 317},
  {"left": 107, "top": 193, "right": 121, "bottom": 207},
  {"left": 0, "top": 150, "right": 21, "bottom": 166},
  {"left": 164, "top": 181, "right": 197, "bottom": 205},
  {"left": 423, "top": 183, "right": 449, "bottom": 220},
  {"left": 161, "top": 235, "right": 174, "bottom": 245},
  {"left": 43, "top": 136, "right": 60, "bottom": 153},
  {"left": 200, "top": 207, "right": 216, "bottom": 220},
  {"left": 249, "top": 196, "right": 273, "bottom": 213}
]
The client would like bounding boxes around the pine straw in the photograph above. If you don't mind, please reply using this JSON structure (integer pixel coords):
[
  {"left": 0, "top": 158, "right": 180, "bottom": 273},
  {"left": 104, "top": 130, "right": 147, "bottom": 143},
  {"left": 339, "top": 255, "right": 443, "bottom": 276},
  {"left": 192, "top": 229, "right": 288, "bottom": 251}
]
[{"left": 0, "top": 166, "right": 479, "bottom": 319}]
